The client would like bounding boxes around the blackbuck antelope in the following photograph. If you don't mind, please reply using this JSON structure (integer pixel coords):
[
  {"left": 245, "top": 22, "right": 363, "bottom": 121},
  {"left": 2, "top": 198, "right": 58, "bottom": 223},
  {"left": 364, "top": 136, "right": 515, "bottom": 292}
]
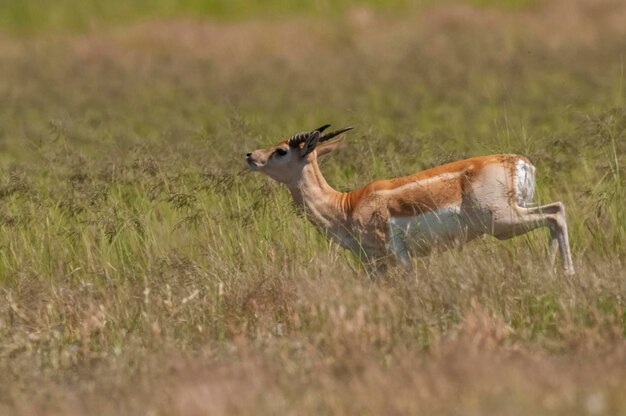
[{"left": 246, "top": 125, "right": 575, "bottom": 275}]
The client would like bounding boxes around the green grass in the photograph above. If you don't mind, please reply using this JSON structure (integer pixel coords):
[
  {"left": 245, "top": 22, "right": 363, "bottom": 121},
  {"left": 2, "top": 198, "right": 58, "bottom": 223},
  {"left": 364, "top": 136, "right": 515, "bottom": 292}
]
[
  {"left": 1, "top": 0, "right": 626, "bottom": 414},
  {"left": 0, "top": 0, "right": 539, "bottom": 34}
]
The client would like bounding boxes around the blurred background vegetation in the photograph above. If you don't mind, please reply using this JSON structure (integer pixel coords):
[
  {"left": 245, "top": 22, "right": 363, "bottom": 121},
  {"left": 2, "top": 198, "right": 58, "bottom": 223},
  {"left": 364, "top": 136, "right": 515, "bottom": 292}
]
[{"left": 1, "top": 0, "right": 538, "bottom": 33}]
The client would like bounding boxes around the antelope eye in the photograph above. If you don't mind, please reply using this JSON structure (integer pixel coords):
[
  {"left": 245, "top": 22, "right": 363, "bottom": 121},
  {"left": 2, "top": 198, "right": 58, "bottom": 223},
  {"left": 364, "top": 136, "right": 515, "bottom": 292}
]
[{"left": 275, "top": 148, "right": 287, "bottom": 156}]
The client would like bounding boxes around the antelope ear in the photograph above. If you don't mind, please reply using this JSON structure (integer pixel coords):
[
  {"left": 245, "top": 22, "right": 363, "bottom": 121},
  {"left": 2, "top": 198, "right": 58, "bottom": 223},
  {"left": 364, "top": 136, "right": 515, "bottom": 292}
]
[
  {"left": 300, "top": 131, "right": 321, "bottom": 157},
  {"left": 316, "top": 137, "right": 346, "bottom": 157}
]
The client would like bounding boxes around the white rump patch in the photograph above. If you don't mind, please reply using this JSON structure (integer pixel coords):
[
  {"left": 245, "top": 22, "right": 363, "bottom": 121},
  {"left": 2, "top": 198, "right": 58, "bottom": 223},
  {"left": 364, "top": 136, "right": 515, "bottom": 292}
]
[{"left": 515, "top": 159, "right": 536, "bottom": 207}]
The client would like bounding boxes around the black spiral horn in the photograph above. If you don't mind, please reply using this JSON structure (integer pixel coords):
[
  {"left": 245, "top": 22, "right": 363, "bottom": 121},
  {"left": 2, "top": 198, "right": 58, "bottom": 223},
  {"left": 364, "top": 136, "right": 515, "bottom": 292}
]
[
  {"left": 320, "top": 126, "right": 353, "bottom": 142},
  {"left": 287, "top": 124, "right": 353, "bottom": 149}
]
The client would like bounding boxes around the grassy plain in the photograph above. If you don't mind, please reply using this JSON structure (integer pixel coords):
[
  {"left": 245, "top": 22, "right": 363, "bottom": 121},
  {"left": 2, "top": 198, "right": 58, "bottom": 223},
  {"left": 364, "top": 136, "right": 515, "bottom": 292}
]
[
  {"left": 1, "top": 0, "right": 626, "bottom": 414},
  {"left": 0, "top": 0, "right": 537, "bottom": 33}
]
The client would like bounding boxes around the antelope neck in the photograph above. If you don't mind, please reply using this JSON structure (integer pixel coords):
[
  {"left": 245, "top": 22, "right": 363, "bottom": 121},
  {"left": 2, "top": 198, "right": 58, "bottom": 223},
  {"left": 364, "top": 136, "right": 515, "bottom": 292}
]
[{"left": 286, "top": 158, "right": 350, "bottom": 229}]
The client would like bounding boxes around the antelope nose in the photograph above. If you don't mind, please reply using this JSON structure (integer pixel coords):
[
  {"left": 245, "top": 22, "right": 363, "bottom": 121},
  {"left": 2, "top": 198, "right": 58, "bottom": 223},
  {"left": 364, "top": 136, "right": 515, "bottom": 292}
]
[{"left": 246, "top": 152, "right": 252, "bottom": 158}]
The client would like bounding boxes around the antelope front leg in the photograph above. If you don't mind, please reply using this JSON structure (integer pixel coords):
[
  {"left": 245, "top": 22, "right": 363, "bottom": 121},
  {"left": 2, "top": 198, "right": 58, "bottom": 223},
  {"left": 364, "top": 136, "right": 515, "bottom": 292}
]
[{"left": 386, "top": 232, "right": 413, "bottom": 273}]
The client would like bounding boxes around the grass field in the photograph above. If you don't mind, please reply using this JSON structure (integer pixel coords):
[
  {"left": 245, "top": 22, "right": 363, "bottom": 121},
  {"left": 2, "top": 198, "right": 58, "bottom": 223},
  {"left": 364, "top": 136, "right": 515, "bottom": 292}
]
[
  {"left": 0, "top": 0, "right": 537, "bottom": 33},
  {"left": 1, "top": 0, "right": 626, "bottom": 414}
]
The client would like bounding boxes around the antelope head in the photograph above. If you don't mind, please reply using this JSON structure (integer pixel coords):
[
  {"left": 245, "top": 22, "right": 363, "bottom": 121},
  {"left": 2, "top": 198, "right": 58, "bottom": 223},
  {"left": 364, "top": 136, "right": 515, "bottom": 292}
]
[{"left": 246, "top": 124, "right": 353, "bottom": 184}]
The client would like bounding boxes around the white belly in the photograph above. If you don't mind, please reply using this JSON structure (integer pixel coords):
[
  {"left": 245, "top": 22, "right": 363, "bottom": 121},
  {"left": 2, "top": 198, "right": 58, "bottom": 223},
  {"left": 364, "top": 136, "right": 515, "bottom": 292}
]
[{"left": 388, "top": 206, "right": 466, "bottom": 255}]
